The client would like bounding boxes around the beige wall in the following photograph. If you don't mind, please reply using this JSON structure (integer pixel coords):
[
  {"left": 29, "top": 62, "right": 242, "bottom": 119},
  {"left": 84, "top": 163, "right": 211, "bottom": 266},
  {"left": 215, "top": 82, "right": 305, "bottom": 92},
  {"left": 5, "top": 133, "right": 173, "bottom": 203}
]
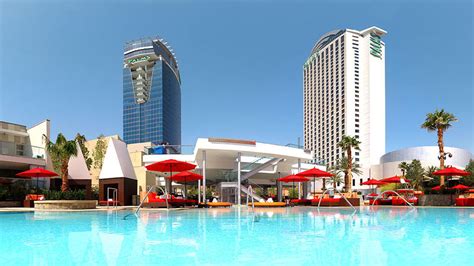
[{"left": 128, "top": 142, "right": 154, "bottom": 197}]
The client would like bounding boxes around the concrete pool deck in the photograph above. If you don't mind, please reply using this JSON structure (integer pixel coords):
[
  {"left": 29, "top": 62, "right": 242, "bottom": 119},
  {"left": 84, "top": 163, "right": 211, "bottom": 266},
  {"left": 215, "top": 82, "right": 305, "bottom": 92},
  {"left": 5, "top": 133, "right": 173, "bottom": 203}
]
[{"left": 1, "top": 205, "right": 474, "bottom": 213}]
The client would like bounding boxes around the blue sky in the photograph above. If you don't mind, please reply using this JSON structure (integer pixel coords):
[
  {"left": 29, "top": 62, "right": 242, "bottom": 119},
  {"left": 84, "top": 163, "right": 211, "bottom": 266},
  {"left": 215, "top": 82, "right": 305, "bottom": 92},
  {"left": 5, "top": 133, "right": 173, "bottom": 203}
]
[{"left": 0, "top": 0, "right": 472, "bottom": 153}]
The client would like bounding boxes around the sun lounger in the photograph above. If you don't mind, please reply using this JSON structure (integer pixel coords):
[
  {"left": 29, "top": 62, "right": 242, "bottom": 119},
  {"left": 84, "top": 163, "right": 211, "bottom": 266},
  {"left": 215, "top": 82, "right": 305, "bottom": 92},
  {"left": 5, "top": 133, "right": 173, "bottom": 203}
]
[
  {"left": 250, "top": 202, "right": 286, "bottom": 207},
  {"left": 290, "top": 199, "right": 311, "bottom": 206},
  {"left": 206, "top": 202, "right": 232, "bottom": 208}
]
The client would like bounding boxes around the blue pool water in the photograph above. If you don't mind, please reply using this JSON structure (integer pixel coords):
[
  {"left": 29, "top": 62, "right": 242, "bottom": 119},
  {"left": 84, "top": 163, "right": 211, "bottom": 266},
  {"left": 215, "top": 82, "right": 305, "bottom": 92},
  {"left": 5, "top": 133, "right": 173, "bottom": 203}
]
[{"left": 1, "top": 207, "right": 473, "bottom": 265}]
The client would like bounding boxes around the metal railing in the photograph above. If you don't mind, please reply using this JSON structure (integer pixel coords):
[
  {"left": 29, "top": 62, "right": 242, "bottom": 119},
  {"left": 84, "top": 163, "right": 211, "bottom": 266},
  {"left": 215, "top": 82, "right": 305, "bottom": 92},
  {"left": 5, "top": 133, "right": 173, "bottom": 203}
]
[
  {"left": 370, "top": 190, "right": 416, "bottom": 209},
  {"left": 317, "top": 187, "right": 357, "bottom": 211},
  {"left": 135, "top": 186, "right": 168, "bottom": 214},
  {"left": 144, "top": 144, "right": 195, "bottom": 155},
  {"left": 106, "top": 187, "right": 118, "bottom": 209},
  {"left": 0, "top": 141, "right": 45, "bottom": 159}
]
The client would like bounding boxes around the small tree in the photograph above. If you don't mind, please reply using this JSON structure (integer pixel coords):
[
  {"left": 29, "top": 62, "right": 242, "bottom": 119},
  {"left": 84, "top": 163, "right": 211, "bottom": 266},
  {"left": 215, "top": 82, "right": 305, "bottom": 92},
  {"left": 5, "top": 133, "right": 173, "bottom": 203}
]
[
  {"left": 425, "top": 166, "right": 440, "bottom": 188},
  {"left": 398, "top": 162, "right": 410, "bottom": 176},
  {"left": 45, "top": 133, "right": 78, "bottom": 192},
  {"left": 327, "top": 165, "right": 344, "bottom": 190},
  {"left": 462, "top": 160, "right": 474, "bottom": 187},
  {"left": 405, "top": 159, "right": 425, "bottom": 190},
  {"left": 75, "top": 133, "right": 93, "bottom": 170},
  {"left": 93, "top": 135, "right": 107, "bottom": 169}
]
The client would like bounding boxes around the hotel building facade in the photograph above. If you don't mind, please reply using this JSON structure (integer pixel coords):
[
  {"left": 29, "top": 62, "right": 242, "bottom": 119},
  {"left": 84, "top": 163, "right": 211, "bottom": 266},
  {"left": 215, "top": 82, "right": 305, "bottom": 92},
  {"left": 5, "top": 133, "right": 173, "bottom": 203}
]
[
  {"left": 303, "top": 26, "right": 387, "bottom": 188},
  {"left": 123, "top": 37, "right": 181, "bottom": 149}
]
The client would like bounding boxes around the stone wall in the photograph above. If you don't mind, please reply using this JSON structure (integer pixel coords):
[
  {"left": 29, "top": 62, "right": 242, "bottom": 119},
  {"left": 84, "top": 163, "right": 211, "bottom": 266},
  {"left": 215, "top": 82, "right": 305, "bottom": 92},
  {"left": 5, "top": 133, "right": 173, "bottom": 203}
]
[
  {"left": 419, "top": 194, "right": 456, "bottom": 206},
  {"left": 34, "top": 200, "right": 97, "bottom": 209},
  {"left": 0, "top": 201, "right": 22, "bottom": 207}
]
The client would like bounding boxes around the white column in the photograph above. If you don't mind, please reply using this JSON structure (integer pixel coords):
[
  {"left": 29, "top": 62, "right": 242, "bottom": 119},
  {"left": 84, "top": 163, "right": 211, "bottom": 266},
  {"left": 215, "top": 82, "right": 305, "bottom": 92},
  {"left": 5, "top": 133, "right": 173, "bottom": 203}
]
[
  {"left": 198, "top": 179, "right": 201, "bottom": 203},
  {"left": 202, "top": 150, "right": 206, "bottom": 203},
  {"left": 237, "top": 152, "right": 241, "bottom": 205}
]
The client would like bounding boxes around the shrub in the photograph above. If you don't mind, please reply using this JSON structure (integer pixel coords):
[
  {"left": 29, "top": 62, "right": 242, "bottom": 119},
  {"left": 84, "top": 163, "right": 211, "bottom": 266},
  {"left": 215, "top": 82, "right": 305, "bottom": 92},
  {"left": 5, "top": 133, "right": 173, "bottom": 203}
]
[
  {"left": 91, "top": 186, "right": 99, "bottom": 200},
  {"left": 42, "top": 189, "right": 86, "bottom": 200},
  {"left": 0, "top": 186, "right": 8, "bottom": 201}
]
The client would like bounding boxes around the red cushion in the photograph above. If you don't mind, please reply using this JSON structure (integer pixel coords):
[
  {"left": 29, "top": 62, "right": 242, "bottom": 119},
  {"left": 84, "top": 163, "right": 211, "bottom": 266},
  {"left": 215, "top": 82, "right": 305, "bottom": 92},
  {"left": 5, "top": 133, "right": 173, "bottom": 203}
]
[
  {"left": 26, "top": 194, "right": 45, "bottom": 201},
  {"left": 456, "top": 198, "right": 466, "bottom": 206},
  {"left": 149, "top": 198, "right": 166, "bottom": 203}
]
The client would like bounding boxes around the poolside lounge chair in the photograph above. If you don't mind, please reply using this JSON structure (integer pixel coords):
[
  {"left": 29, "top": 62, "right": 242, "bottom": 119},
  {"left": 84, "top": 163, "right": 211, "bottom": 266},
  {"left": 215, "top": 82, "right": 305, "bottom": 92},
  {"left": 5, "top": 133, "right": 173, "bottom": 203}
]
[
  {"left": 249, "top": 202, "right": 286, "bottom": 207},
  {"left": 290, "top": 198, "right": 311, "bottom": 206},
  {"left": 456, "top": 193, "right": 474, "bottom": 206},
  {"left": 23, "top": 194, "right": 45, "bottom": 207},
  {"left": 206, "top": 202, "right": 232, "bottom": 208},
  {"left": 142, "top": 192, "right": 195, "bottom": 208}
]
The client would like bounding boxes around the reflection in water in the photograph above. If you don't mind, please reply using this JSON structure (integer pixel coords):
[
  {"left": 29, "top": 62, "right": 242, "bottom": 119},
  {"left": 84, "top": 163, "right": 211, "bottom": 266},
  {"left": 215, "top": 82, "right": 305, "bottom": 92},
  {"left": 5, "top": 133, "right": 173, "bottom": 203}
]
[{"left": 1, "top": 207, "right": 474, "bottom": 265}]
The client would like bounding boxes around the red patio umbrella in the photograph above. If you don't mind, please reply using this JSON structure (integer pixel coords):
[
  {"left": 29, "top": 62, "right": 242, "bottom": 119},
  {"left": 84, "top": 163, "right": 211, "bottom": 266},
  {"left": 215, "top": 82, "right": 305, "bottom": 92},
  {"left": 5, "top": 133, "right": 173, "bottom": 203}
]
[
  {"left": 431, "top": 185, "right": 441, "bottom": 191},
  {"left": 361, "top": 179, "right": 387, "bottom": 186},
  {"left": 450, "top": 184, "right": 470, "bottom": 191},
  {"left": 146, "top": 159, "right": 196, "bottom": 195},
  {"left": 16, "top": 168, "right": 58, "bottom": 192},
  {"left": 278, "top": 175, "right": 310, "bottom": 183},
  {"left": 362, "top": 179, "right": 387, "bottom": 195},
  {"left": 168, "top": 171, "right": 203, "bottom": 199},
  {"left": 380, "top": 175, "right": 410, "bottom": 184},
  {"left": 278, "top": 175, "right": 309, "bottom": 199},
  {"left": 297, "top": 167, "right": 333, "bottom": 194},
  {"left": 432, "top": 167, "right": 470, "bottom": 177},
  {"left": 146, "top": 159, "right": 196, "bottom": 173}
]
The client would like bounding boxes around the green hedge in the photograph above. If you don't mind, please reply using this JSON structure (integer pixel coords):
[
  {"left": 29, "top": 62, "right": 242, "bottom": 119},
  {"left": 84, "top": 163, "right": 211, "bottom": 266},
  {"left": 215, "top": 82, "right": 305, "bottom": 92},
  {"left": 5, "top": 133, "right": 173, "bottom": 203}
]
[
  {"left": 0, "top": 181, "right": 29, "bottom": 201},
  {"left": 42, "top": 189, "right": 86, "bottom": 200}
]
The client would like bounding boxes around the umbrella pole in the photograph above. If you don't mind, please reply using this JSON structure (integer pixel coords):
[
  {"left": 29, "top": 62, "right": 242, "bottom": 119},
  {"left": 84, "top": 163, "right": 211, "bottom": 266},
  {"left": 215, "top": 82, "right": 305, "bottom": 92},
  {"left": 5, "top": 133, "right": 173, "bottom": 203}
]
[
  {"left": 36, "top": 176, "right": 39, "bottom": 194},
  {"left": 184, "top": 177, "right": 187, "bottom": 200},
  {"left": 313, "top": 177, "right": 315, "bottom": 198}
]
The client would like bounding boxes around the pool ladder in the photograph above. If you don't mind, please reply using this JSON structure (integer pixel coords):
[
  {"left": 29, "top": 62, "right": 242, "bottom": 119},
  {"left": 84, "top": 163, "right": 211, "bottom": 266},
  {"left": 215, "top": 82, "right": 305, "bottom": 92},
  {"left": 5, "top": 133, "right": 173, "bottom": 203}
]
[
  {"left": 123, "top": 186, "right": 169, "bottom": 220},
  {"left": 317, "top": 187, "right": 357, "bottom": 211},
  {"left": 106, "top": 187, "right": 118, "bottom": 209},
  {"left": 136, "top": 186, "right": 169, "bottom": 214},
  {"left": 370, "top": 190, "right": 416, "bottom": 209}
]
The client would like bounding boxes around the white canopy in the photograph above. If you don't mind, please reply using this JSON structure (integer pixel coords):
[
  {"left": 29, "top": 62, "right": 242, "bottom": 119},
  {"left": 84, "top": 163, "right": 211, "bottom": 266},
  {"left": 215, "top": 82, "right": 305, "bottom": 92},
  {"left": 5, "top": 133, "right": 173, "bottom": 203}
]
[{"left": 99, "top": 139, "right": 136, "bottom": 180}]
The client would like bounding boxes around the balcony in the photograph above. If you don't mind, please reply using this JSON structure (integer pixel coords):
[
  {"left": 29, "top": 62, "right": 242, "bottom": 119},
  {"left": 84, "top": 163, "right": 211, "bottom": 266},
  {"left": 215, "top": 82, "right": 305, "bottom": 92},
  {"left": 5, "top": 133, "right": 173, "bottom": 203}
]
[{"left": 0, "top": 141, "right": 45, "bottom": 159}]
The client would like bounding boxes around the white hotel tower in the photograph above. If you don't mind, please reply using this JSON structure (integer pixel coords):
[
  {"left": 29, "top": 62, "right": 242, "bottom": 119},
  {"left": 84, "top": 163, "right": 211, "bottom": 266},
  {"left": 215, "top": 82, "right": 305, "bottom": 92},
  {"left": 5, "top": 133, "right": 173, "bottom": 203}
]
[{"left": 303, "top": 26, "right": 386, "bottom": 188}]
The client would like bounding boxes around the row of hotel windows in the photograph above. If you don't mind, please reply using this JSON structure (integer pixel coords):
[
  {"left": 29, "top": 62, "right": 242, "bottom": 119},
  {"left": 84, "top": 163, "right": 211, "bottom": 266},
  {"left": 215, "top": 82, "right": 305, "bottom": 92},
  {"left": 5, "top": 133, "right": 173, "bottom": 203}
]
[
  {"left": 352, "top": 35, "right": 360, "bottom": 162},
  {"left": 305, "top": 35, "right": 345, "bottom": 163},
  {"left": 311, "top": 35, "right": 346, "bottom": 165}
]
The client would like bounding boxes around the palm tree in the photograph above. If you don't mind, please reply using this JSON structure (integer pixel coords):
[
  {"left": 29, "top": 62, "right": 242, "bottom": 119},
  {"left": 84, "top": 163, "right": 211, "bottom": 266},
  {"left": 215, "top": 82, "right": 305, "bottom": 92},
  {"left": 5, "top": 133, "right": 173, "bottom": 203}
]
[
  {"left": 398, "top": 162, "right": 410, "bottom": 176},
  {"left": 337, "top": 136, "right": 361, "bottom": 192},
  {"left": 45, "top": 133, "right": 78, "bottom": 192},
  {"left": 421, "top": 109, "right": 457, "bottom": 186},
  {"left": 425, "top": 166, "right": 440, "bottom": 187},
  {"left": 329, "top": 156, "right": 362, "bottom": 191},
  {"left": 327, "top": 170, "right": 344, "bottom": 190}
]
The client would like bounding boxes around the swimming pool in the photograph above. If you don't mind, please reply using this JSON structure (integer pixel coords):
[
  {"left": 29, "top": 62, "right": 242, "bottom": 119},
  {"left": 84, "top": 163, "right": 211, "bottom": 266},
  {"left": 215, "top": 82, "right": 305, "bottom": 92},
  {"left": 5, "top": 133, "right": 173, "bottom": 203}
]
[{"left": 1, "top": 207, "right": 473, "bottom": 265}]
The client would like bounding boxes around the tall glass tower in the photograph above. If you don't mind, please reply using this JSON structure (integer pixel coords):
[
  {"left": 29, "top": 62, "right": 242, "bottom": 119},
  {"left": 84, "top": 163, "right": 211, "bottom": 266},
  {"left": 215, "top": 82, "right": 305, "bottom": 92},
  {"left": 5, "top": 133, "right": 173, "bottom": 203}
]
[{"left": 123, "top": 37, "right": 181, "bottom": 149}]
